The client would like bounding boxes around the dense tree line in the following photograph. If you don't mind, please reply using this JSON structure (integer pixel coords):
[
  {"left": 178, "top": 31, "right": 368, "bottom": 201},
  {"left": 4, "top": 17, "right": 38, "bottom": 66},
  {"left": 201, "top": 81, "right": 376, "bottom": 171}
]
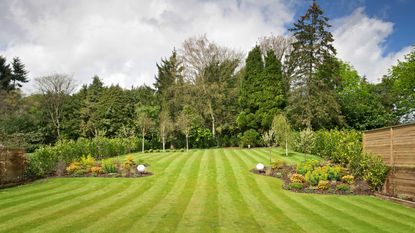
[{"left": 0, "top": 1, "right": 414, "bottom": 151}]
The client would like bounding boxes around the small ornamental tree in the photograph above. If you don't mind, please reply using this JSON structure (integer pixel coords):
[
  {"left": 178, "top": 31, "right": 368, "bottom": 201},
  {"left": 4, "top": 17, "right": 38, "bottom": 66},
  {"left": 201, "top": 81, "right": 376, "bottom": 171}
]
[
  {"left": 262, "top": 129, "right": 274, "bottom": 164},
  {"left": 272, "top": 114, "right": 291, "bottom": 156},
  {"left": 176, "top": 106, "right": 199, "bottom": 151},
  {"left": 159, "top": 109, "right": 173, "bottom": 152}
]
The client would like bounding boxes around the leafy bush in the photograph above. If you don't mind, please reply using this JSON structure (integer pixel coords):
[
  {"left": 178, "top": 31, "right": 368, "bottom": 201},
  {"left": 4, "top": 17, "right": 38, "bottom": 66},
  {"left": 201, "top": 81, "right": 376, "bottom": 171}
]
[
  {"left": 290, "top": 173, "right": 305, "bottom": 183},
  {"left": 296, "top": 159, "right": 320, "bottom": 175},
  {"left": 327, "top": 165, "right": 342, "bottom": 181},
  {"left": 342, "top": 175, "right": 354, "bottom": 184},
  {"left": 102, "top": 159, "right": 117, "bottom": 173},
  {"left": 288, "top": 182, "right": 304, "bottom": 190},
  {"left": 123, "top": 155, "right": 136, "bottom": 170},
  {"left": 66, "top": 162, "right": 81, "bottom": 175},
  {"left": 336, "top": 184, "right": 350, "bottom": 192},
  {"left": 317, "top": 180, "right": 329, "bottom": 190},
  {"left": 80, "top": 154, "right": 96, "bottom": 171},
  {"left": 291, "top": 128, "right": 315, "bottom": 154},
  {"left": 271, "top": 159, "right": 286, "bottom": 170},
  {"left": 239, "top": 129, "right": 261, "bottom": 148},
  {"left": 90, "top": 166, "right": 103, "bottom": 175}
]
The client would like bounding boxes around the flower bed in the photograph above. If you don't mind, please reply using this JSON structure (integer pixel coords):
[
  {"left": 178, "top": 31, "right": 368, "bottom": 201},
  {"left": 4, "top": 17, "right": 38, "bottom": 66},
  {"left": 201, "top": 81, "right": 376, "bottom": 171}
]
[
  {"left": 252, "top": 159, "right": 372, "bottom": 195},
  {"left": 65, "top": 154, "right": 152, "bottom": 178}
]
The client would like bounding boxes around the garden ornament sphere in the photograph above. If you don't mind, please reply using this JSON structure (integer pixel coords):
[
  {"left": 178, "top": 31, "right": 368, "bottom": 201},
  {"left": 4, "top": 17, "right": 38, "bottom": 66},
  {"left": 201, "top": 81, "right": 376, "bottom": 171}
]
[
  {"left": 137, "top": 164, "right": 146, "bottom": 173},
  {"left": 256, "top": 163, "right": 265, "bottom": 171}
]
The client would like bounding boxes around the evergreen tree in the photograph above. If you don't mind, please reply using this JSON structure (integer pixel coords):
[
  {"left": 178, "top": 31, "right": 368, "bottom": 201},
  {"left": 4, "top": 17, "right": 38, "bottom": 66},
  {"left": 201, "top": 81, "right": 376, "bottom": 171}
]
[
  {"left": 80, "top": 76, "right": 105, "bottom": 137},
  {"left": 286, "top": 0, "right": 343, "bottom": 129},
  {"left": 11, "top": 57, "right": 29, "bottom": 88},
  {"left": 237, "top": 46, "right": 286, "bottom": 133},
  {"left": 0, "top": 56, "right": 12, "bottom": 91}
]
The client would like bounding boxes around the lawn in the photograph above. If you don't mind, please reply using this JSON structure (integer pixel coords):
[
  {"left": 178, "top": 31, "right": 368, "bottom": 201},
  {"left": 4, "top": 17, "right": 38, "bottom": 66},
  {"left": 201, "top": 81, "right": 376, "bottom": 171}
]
[{"left": 1, "top": 148, "right": 415, "bottom": 233}]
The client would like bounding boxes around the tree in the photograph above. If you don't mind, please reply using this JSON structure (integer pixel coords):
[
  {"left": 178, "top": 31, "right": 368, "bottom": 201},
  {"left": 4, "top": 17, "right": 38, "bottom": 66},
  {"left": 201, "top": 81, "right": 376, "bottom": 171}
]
[
  {"left": 180, "top": 35, "right": 242, "bottom": 138},
  {"left": 272, "top": 114, "right": 291, "bottom": 157},
  {"left": 159, "top": 109, "right": 173, "bottom": 152},
  {"left": 0, "top": 56, "right": 12, "bottom": 91},
  {"left": 0, "top": 56, "right": 28, "bottom": 91},
  {"left": 262, "top": 129, "right": 274, "bottom": 164},
  {"left": 336, "top": 61, "right": 393, "bottom": 129},
  {"left": 80, "top": 76, "right": 105, "bottom": 137},
  {"left": 286, "top": 1, "right": 343, "bottom": 130},
  {"left": 135, "top": 105, "right": 156, "bottom": 152},
  {"left": 11, "top": 57, "right": 29, "bottom": 89},
  {"left": 35, "top": 74, "right": 76, "bottom": 138},
  {"left": 176, "top": 105, "right": 200, "bottom": 151},
  {"left": 238, "top": 46, "right": 286, "bottom": 133},
  {"left": 383, "top": 48, "right": 415, "bottom": 123}
]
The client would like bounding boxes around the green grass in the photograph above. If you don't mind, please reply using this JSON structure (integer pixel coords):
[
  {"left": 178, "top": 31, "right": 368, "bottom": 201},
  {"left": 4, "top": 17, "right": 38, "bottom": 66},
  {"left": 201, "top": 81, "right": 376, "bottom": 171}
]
[{"left": 1, "top": 148, "right": 415, "bottom": 233}]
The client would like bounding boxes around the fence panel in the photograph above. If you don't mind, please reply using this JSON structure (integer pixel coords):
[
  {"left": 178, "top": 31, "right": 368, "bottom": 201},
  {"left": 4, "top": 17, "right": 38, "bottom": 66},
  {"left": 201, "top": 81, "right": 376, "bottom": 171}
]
[{"left": 363, "top": 123, "right": 415, "bottom": 198}]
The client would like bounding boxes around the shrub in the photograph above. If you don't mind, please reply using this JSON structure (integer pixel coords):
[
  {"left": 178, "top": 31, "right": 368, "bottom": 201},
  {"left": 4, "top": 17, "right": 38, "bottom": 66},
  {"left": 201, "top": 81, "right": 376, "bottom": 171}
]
[
  {"left": 328, "top": 165, "right": 342, "bottom": 181},
  {"left": 290, "top": 173, "right": 305, "bottom": 183},
  {"left": 239, "top": 129, "right": 261, "bottom": 148},
  {"left": 90, "top": 166, "right": 103, "bottom": 175},
  {"left": 102, "top": 159, "right": 117, "bottom": 173},
  {"left": 318, "top": 180, "right": 329, "bottom": 190},
  {"left": 336, "top": 184, "right": 350, "bottom": 192},
  {"left": 342, "top": 175, "right": 354, "bottom": 184},
  {"left": 80, "top": 154, "right": 96, "bottom": 171},
  {"left": 296, "top": 159, "right": 320, "bottom": 175},
  {"left": 66, "top": 162, "right": 81, "bottom": 175},
  {"left": 291, "top": 128, "right": 315, "bottom": 154},
  {"left": 271, "top": 159, "right": 286, "bottom": 170},
  {"left": 275, "top": 172, "right": 282, "bottom": 178},
  {"left": 123, "top": 155, "right": 136, "bottom": 170},
  {"left": 288, "top": 182, "right": 303, "bottom": 190}
]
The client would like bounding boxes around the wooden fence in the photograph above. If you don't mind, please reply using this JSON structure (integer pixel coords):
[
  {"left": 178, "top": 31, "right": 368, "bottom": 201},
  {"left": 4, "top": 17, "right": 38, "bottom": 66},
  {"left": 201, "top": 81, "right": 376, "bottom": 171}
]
[
  {"left": 0, "top": 148, "right": 27, "bottom": 188},
  {"left": 363, "top": 123, "right": 415, "bottom": 198}
]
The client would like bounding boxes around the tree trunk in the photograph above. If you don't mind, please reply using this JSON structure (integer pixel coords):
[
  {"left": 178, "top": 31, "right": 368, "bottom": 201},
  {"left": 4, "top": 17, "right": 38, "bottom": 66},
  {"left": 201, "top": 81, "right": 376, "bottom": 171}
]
[
  {"left": 142, "top": 129, "right": 145, "bottom": 153},
  {"left": 285, "top": 134, "right": 288, "bottom": 157},
  {"left": 162, "top": 136, "right": 166, "bottom": 152},
  {"left": 186, "top": 134, "right": 189, "bottom": 152},
  {"left": 211, "top": 114, "right": 215, "bottom": 138}
]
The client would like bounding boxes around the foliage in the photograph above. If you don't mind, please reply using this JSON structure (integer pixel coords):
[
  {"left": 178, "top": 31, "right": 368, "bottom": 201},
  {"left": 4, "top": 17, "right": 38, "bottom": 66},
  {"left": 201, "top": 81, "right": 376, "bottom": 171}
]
[
  {"left": 272, "top": 114, "right": 291, "bottom": 156},
  {"left": 123, "top": 155, "right": 136, "bottom": 170},
  {"left": 290, "top": 173, "right": 305, "bottom": 183},
  {"left": 317, "top": 180, "right": 329, "bottom": 190},
  {"left": 286, "top": 2, "right": 343, "bottom": 130},
  {"left": 66, "top": 162, "right": 81, "bottom": 175},
  {"left": 90, "top": 166, "right": 103, "bottom": 175},
  {"left": 80, "top": 154, "right": 96, "bottom": 171},
  {"left": 349, "top": 153, "right": 389, "bottom": 191},
  {"left": 291, "top": 128, "right": 314, "bottom": 154},
  {"left": 296, "top": 159, "right": 320, "bottom": 175},
  {"left": 102, "top": 159, "right": 117, "bottom": 174},
  {"left": 336, "top": 184, "right": 350, "bottom": 192},
  {"left": 238, "top": 129, "right": 261, "bottom": 148},
  {"left": 238, "top": 46, "right": 286, "bottom": 133},
  {"left": 271, "top": 159, "right": 286, "bottom": 170},
  {"left": 288, "top": 182, "right": 304, "bottom": 190},
  {"left": 341, "top": 175, "right": 354, "bottom": 185}
]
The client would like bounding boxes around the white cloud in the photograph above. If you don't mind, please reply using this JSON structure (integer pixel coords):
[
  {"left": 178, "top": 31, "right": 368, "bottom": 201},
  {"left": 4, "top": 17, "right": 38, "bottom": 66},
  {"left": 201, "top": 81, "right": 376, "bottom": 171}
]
[
  {"left": 332, "top": 7, "right": 413, "bottom": 82},
  {"left": 0, "top": 0, "right": 293, "bottom": 93}
]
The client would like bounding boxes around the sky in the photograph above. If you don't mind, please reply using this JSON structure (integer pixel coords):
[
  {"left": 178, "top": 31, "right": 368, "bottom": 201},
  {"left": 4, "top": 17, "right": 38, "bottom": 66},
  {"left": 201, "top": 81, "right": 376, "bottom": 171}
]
[{"left": 0, "top": 0, "right": 413, "bottom": 93}]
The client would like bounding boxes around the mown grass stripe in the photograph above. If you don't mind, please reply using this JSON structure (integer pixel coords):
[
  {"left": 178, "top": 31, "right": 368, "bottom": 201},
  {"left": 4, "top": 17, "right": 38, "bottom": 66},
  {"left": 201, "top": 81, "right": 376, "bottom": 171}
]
[
  {"left": 242, "top": 149, "right": 350, "bottom": 233},
  {"left": 118, "top": 151, "right": 200, "bottom": 232},
  {"left": 306, "top": 196, "right": 393, "bottom": 233},
  {"left": 0, "top": 180, "right": 93, "bottom": 222},
  {"left": 0, "top": 179, "right": 83, "bottom": 210},
  {"left": 354, "top": 196, "right": 415, "bottom": 220},
  {"left": 219, "top": 149, "right": 264, "bottom": 233},
  {"left": 32, "top": 180, "right": 136, "bottom": 233},
  {"left": 147, "top": 150, "right": 204, "bottom": 232},
  {"left": 226, "top": 149, "right": 305, "bottom": 232},
  {"left": 79, "top": 151, "right": 189, "bottom": 233},
  {"left": 0, "top": 183, "right": 111, "bottom": 232},
  {"left": 9, "top": 182, "right": 127, "bottom": 232},
  {"left": 0, "top": 179, "right": 68, "bottom": 201},
  {"left": 331, "top": 197, "right": 415, "bottom": 232},
  {"left": 91, "top": 151, "right": 196, "bottom": 232},
  {"left": 173, "top": 150, "right": 220, "bottom": 232}
]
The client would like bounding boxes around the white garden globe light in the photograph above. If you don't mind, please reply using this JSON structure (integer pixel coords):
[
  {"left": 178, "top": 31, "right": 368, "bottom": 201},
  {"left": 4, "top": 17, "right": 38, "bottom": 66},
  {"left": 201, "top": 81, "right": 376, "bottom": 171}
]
[
  {"left": 256, "top": 163, "right": 265, "bottom": 171},
  {"left": 137, "top": 164, "right": 146, "bottom": 173}
]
